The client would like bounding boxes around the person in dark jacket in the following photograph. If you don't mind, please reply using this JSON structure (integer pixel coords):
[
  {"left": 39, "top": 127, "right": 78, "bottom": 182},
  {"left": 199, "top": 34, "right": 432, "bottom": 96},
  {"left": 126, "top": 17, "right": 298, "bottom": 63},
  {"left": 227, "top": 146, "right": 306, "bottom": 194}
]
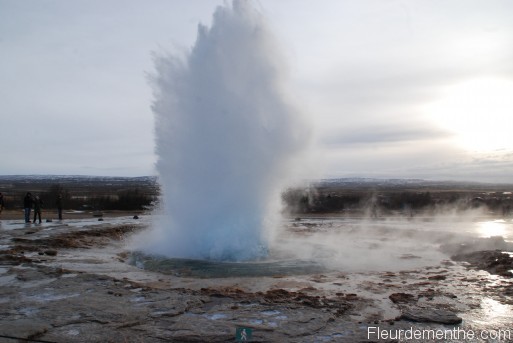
[
  {"left": 0, "top": 192, "right": 5, "bottom": 216},
  {"left": 56, "top": 193, "right": 63, "bottom": 220},
  {"left": 33, "top": 195, "right": 43, "bottom": 224},
  {"left": 23, "top": 192, "right": 33, "bottom": 223}
]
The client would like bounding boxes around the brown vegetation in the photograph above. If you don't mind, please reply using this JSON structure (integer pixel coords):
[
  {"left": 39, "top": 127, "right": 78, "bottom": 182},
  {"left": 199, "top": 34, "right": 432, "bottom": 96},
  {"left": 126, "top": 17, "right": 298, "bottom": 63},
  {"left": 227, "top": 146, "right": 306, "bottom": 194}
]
[
  {"left": 282, "top": 179, "right": 513, "bottom": 216},
  {"left": 0, "top": 176, "right": 158, "bottom": 212}
]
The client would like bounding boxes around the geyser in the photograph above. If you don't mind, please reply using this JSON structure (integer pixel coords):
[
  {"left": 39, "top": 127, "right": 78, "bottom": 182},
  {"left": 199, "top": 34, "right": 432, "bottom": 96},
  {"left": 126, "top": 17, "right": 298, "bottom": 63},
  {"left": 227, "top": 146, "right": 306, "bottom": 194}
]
[{"left": 140, "top": 0, "right": 308, "bottom": 260}]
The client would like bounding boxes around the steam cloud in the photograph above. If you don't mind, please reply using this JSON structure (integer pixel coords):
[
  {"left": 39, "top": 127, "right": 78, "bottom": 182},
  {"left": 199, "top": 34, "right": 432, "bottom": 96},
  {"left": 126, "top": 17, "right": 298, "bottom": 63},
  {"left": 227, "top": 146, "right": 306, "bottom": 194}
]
[{"left": 138, "top": 0, "right": 309, "bottom": 260}]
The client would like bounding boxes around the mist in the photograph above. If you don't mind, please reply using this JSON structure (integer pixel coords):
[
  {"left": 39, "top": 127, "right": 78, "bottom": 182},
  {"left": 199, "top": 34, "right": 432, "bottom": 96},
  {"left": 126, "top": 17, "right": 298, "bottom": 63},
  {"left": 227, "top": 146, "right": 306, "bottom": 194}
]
[
  {"left": 130, "top": 0, "right": 509, "bottom": 270},
  {"left": 274, "top": 206, "right": 502, "bottom": 272},
  {"left": 134, "top": 0, "right": 309, "bottom": 260}
]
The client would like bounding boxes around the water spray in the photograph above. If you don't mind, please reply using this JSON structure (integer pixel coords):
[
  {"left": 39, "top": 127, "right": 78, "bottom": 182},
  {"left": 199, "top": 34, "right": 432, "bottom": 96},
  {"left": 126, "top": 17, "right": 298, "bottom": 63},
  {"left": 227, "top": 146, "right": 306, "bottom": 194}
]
[{"left": 138, "top": 0, "right": 309, "bottom": 260}]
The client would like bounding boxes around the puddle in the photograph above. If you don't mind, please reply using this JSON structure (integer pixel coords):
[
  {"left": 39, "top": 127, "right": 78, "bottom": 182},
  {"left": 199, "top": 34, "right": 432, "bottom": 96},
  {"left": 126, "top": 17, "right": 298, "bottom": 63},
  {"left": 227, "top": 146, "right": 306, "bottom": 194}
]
[
  {"left": 25, "top": 292, "right": 80, "bottom": 302},
  {"left": 249, "top": 319, "right": 263, "bottom": 325},
  {"left": 261, "top": 310, "right": 281, "bottom": 316},
  {"left": 0, "top": 216, "right": 149, "bottom": 231},
  {"left": 316, "top": 333, "right": 346, "bottom": 342},
  {"left": 19, "top": 278, "right": 58, "bottom": 289},
  {"left": 19, "top": 307, "right": 40, "bottom": 316},
  {"left": 204, "top": 313, "right": 228, "bottom": 320},
  {"left": 0, "top": 274, "right": 17, "bottom": 285},
  {"left": 129, "top": 252, "right": 325, "bottom": 278},
  {"left": 67, "top": 329, "right": 80, "bottom": 336},
  {"left": 130, "top": 295, "right": 148, "bottom": 304},
  {"left": 470, "top": 297, "right": 513, "bottom": 327},
  {"left": 0, "top": 297, "right": 11, "bottom": 304}
]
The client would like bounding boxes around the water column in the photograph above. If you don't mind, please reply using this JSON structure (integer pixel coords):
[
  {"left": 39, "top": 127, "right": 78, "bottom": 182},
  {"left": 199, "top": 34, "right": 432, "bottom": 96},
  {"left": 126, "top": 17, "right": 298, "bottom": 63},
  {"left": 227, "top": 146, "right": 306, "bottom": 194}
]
[{"left": 143, "top": 0, "right": 309, "bottom": 260}]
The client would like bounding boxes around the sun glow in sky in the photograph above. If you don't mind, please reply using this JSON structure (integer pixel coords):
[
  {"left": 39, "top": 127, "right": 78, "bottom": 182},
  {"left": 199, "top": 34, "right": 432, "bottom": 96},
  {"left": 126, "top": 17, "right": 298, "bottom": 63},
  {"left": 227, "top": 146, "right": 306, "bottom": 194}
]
[{"left": 426, "top": 78, "right": 513, "bottom": 152}]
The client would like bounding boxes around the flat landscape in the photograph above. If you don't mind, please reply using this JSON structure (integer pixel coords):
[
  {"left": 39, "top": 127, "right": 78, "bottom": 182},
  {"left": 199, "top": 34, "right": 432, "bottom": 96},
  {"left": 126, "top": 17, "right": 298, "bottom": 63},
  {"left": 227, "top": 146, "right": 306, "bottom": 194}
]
[{"left": 0, "top": 176, "right": 513, "bottom": 342}]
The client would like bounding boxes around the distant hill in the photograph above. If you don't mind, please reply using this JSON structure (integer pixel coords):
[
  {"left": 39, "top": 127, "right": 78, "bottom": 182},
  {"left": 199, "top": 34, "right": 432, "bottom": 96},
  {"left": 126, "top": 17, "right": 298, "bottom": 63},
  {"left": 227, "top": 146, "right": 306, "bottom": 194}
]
[
  {"left": 1, "top": 175, "right": 511, "bottom": 193},
  {"left": 0, "top": 174, "right": 156, "bottom": 183},
  {"left": 283, "top": 178, "right": 513, "bottom": 215},
  {"left": 0, "top": 175, "right": 159, "bottom": 211},
  {"left": 314, "top": 178, "right": 513, "bottom": 192}
]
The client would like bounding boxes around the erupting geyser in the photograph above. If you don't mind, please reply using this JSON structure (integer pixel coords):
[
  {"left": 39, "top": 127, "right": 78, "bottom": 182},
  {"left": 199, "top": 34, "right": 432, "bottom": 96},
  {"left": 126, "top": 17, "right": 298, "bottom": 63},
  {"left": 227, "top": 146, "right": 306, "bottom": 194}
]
[{"left": 139, "top": 0, "right": 309, "bottom": 260}]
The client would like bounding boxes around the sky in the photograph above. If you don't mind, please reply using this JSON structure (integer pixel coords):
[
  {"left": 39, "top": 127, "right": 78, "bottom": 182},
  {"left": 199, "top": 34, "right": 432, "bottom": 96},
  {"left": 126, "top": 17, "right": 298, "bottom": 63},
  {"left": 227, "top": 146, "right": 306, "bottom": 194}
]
[{"left": 1, "top": 0, "right": 513, "bottom": 182}]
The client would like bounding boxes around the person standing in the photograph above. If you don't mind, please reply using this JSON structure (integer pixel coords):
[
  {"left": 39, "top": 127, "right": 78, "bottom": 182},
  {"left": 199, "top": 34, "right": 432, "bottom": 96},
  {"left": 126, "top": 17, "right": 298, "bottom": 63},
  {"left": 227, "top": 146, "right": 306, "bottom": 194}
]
[
  {"left": 23, "top": 192, "right": 33, "bottom": 223},
  {"left": 56, "top": 193, "right": 63, "bottom": 220},
  {"left": 0, "top": 192, "right": 4, "bottom": 216},
  {"left": 33, "top": 195, "right": 43, "bottom": 224}
]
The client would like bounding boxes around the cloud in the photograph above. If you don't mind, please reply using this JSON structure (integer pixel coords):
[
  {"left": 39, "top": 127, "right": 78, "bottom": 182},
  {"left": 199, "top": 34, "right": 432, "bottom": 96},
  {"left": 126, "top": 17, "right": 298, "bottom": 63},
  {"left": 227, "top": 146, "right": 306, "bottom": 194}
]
[
  {"left": 1, "top": 0, "right": 513, "bottom": 182},
  {"left": 321, "top": 124, "right": 451, "bottom": 147}
]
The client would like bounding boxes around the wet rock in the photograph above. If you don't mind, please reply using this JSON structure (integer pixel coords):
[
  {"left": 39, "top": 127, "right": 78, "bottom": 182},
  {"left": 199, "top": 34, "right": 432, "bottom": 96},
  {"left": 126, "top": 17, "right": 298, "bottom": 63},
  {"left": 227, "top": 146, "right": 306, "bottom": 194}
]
[
  {"left": 0, "top": 319, "right": 49, "bottom": 340},
  {"left": 12, "top": 224, "right": 140, "bottom": 250},
  {"left": 400, "top": 254, "right": 422, "bottom": 260},
  {"left": 1, "top": 220, "right": 509, "bottom": 342},
  {"left": 413, "top": 281, "right": 432, "bottom": 286},
  {"left": 149, "top": 307, "right": 185, "bottom": 318},
  {"left": 344, "top": 293, "right": 358, "bottom": 301},
  {"left": 199, "top": 287, "right": 353, "bottom": 317},
  {"left": 389, "top": 293, "right": 416, "bottom": 304},
  {"left": 441, "top": 260, "right": 455, "bottom": 266},
  {"left": 398, "top": 308, "right": 462, "bottom": 324},
  {"left": 262, "top": 288, "right": 350, "bottom": 312},
  {"left": 452, "top": 250, "right": 513, "bottom": 277},
  {"left": 44, "top": 250, "right": 58, "bottom": 256},
  {"left": 442, "top": 236, "right": 513, "bottom": 255}
]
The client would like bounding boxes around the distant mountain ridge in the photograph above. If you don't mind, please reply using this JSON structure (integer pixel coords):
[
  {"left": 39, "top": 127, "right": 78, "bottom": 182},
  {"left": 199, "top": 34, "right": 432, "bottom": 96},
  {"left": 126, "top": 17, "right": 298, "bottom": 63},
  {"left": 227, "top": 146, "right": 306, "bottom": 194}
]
[
  {"left": 0, "top": 175, "right": 157, "bottom": 182},
  {"left": 314, "top": 177, "right": 513, "bottom": 190},
  {"left": 1, "top": 175, "right": 511, "bottom": 190}
]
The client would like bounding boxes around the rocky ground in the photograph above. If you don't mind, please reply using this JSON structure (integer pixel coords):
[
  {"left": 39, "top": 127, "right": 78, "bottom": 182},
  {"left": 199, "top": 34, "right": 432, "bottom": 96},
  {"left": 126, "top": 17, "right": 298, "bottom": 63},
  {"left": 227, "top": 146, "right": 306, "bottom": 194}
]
[{"left": 0, "top": 218, "right": 512, "bottom": 342}]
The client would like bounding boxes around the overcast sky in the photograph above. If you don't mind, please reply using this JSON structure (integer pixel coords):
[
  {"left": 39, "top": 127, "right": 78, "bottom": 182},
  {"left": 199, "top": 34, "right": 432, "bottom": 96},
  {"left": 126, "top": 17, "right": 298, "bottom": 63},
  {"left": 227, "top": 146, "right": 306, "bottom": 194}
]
[{"left": 1, "top": 0, "right": 513, "bottom": 182}]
